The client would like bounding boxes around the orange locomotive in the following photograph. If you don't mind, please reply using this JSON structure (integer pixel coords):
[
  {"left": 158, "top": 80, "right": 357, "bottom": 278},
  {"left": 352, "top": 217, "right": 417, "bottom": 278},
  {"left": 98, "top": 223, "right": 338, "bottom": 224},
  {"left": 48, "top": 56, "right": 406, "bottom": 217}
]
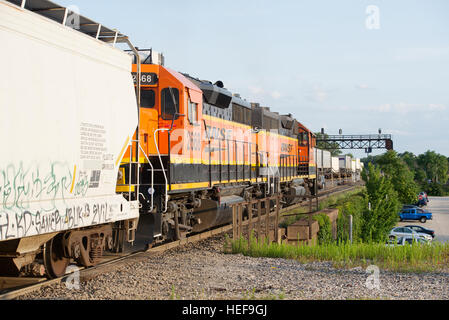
[{"left": 118, "top": 51, "right": 317, "bottom": 245}]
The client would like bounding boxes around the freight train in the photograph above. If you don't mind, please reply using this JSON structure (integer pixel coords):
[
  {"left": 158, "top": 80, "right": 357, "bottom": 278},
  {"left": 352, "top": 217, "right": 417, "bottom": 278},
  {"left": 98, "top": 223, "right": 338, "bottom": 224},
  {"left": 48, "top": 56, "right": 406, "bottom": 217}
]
[
  {"left": 315, "top": 149, "right": 364, "bottom": 188},
  {"left": 0, "top": 0, "right": 361, "bottom": 279}
]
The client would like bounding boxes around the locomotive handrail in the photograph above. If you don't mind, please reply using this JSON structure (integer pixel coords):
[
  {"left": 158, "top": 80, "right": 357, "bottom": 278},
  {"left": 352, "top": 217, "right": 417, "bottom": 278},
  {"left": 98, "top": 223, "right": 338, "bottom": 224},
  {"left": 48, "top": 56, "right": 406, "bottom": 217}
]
[
  {"left": 116, "top": 139, "right": 153, "bottom": 211},
  {"left": 137, "top": 143, "right": 154, "bottom": 212},
  {"left": 154, "top": 128, "right": 170, "bottom": 213}
]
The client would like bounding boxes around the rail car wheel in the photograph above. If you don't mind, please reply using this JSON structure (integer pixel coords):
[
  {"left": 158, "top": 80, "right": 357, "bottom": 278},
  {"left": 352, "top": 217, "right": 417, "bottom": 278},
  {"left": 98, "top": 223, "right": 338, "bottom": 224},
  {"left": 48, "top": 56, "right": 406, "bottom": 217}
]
[{"left": 43, "top": 233, "right": 70, "bottom": 279}]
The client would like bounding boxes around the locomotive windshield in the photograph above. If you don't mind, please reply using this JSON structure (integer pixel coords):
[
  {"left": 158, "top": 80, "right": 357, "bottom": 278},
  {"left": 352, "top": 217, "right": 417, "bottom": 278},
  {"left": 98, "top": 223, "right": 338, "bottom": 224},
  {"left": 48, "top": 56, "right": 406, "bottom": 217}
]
[
  {"left": 161, "top": 87, "right": 179, "bottom": 120},
  {"left": 141, "top": 89, "right": 155, "bottom": 108}
]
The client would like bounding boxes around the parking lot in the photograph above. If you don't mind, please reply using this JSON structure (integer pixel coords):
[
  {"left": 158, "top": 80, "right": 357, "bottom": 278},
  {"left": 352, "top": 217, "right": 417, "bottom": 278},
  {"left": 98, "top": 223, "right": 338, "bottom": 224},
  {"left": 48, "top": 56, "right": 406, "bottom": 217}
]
[{"left": 398, "top": 197, "right": 449, "bottom": 243}]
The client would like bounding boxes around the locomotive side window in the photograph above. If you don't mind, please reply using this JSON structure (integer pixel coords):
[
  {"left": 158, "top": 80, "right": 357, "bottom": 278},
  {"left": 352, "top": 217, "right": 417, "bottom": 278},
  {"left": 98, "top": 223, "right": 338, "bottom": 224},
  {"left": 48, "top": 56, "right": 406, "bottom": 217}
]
[
  {"left": 161, "top": 88, "right": 179, "bottom": 120},
  {"left": 232, "top": 104, "right": 243, "bottom": 123},
  {"left": 141, "top": 89, "right": 155, "bottom": 108},
  {"left": 299, "top": 132, "right": 309, "bottom": 146},
  {"left": 188, "top": 99, "right": 198, "bottom": 124},
  {"left": 245, "top": 108, "right": 252, "bottom": 126}
]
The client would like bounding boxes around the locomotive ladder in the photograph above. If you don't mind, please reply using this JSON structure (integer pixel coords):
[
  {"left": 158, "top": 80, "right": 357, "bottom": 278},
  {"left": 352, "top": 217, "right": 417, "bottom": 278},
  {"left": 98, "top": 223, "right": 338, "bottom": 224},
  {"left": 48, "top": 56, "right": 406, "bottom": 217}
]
[{"left": 116, "top": 139, "right": 155, "bottom": 212}]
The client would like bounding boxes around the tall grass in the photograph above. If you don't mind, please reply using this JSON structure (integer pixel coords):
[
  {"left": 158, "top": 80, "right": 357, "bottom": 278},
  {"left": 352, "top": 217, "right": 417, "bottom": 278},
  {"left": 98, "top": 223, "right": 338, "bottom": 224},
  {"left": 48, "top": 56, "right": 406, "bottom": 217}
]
[{"left": 227, "top": 235, "right": 449, "bottom": 273}]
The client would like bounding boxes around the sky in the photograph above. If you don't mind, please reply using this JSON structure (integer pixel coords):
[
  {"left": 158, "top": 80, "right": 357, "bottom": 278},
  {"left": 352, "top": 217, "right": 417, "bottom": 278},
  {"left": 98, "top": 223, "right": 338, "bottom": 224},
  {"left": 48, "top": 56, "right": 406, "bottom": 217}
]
[{"left": 58, "top": 0, "right": 449, "bottom": 159}]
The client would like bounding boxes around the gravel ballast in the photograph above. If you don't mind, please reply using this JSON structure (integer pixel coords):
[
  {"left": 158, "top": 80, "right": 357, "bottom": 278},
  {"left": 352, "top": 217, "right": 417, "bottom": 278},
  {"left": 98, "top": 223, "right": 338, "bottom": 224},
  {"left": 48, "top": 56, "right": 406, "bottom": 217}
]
[{"left": 19, "top": 235, "right": 449, "bottom": 300}]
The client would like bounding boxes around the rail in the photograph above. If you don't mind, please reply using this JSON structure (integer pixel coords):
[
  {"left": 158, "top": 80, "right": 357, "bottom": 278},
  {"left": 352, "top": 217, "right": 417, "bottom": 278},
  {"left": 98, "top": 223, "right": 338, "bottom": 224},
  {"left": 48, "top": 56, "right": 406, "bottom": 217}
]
[{"left": 0, "top": 183, "right": 362, "bottom": 300}]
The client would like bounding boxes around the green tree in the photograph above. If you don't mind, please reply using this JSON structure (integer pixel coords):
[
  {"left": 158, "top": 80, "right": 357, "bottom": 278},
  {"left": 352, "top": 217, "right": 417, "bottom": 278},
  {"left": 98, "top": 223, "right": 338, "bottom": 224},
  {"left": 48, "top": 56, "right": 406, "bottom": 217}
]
[
  {"left": 417, "top": 151, "right": 449, "bottom": 184},
  {"left": 376, "top": 151, "right": 419, "bottom": 204},
  {"left": 425, "top": 182, "right": 445, "bottom": 196},
  {"left": 399, "top": 151, "right": 418, "bottom": 171},
  {"left": 414, "top": 168, "right": 427, "bottom": 184},
  {"left": 361, "top": 163, "right": 401, "bottom": 242}
]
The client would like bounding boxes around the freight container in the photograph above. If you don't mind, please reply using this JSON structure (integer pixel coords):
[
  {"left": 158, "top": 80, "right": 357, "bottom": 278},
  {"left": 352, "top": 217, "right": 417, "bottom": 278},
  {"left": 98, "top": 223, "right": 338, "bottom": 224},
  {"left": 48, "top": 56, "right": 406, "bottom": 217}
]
[
  {"left": 316, "top": 149, "right": 331, "bottom": 169},
  {"left": 339, "top": 156, "right": 352, "bottom": 171},
  {"left": 356, "top": 158, "right": 361, "bottom": 171},
  {"left": 331, "top": 157, "right": 339, "bottom": 173},
  {"left": 316, "top": 149, "right": 322, "bottom": 168},
  {"left": 323, "top": 150, "right": 331, "bottom": 169}
]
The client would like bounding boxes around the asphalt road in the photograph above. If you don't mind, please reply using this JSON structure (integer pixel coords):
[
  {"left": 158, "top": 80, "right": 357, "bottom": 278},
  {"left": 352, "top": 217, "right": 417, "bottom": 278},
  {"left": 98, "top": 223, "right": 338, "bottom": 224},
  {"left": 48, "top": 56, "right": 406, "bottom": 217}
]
[{"left": 398, "top": 197, "right": 449, "bottom": 243}]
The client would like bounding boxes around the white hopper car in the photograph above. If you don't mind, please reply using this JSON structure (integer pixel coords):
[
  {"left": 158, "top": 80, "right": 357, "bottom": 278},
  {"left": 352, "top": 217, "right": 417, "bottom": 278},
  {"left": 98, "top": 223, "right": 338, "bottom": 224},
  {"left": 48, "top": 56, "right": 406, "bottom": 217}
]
[{"left": 0, "top": 0, "right": 140, "bottom": 278}]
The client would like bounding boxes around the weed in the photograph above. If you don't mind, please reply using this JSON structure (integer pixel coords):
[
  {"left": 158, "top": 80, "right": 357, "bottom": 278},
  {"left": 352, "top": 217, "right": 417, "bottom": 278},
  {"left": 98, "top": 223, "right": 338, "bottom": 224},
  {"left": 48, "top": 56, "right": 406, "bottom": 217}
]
[
  {"left": 170, "top": 285, "right": 180, "bottom": 300},
  {"left": 227, "top": 236, "right": 449, "bottom": 273}
]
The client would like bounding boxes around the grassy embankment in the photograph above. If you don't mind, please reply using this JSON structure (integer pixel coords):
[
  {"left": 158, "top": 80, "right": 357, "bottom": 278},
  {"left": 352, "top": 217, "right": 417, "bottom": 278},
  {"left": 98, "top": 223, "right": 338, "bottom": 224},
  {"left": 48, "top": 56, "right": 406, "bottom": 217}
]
[
  {"left": 226, "top": 188, "right": 449, "bottom": 273},
  {"left": 226, "top": 235, "right": 449, "bottom": 273}
]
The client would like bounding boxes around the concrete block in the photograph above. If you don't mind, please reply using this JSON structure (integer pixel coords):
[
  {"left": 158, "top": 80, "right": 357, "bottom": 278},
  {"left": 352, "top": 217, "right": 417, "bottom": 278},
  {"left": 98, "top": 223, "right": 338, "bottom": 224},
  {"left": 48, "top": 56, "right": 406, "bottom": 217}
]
[{"left": 268, "top": 228, "right": 286, "bottom": 243}]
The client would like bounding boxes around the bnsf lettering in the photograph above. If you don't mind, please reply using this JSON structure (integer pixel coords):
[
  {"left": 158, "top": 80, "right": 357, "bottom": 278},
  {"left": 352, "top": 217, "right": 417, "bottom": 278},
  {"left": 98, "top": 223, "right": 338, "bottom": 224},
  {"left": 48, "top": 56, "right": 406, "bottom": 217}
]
[
  {"left": 281, "top": 143, "right": 293, "bottom": 153},
  {"left": 206, "top": 126, "right": 232, "bottom": 141},
  {"left": 185, "top": 131, "right": 201, "bottom": 151}
]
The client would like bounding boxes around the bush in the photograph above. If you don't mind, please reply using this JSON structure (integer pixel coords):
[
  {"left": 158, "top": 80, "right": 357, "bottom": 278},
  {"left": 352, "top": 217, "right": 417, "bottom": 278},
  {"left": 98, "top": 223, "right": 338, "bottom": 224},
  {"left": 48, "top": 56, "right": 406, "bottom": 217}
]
[
  {"left": 362, "top": 163, "right": 401, "bottom": 243},
  {"left": 313, "top": 213, "right": 333, "bottom": 245},
  {"left": 423, "top": 182, "right": 447, "bottom": 196},
  {"left": 335, "top": 193, "right": 366, "bottom": 243}
]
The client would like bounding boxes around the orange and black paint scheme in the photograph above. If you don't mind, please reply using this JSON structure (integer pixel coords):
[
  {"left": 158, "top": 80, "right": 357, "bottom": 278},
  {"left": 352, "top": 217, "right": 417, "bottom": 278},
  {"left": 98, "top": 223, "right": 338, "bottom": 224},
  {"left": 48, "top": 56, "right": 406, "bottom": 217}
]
[{"left": 117, "top": 56, "right": 318, "bottom": 244}]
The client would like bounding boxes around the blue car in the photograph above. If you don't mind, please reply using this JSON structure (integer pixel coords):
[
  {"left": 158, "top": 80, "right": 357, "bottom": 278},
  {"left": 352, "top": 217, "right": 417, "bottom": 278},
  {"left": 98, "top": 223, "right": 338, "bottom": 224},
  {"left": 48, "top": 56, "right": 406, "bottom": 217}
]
[{"left": 399, "top": 208, "right": 433, "bottom": 223}]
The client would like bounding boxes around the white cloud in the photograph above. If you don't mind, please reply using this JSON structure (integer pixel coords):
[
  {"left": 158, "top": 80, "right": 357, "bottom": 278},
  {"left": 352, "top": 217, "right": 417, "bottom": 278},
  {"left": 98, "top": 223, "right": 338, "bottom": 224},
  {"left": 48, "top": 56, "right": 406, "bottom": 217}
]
[
  {"left": 270, "top": 91, "right": 282, "bottom": 99},
  {"left": 249, "top": 86, "right": 264, "bottom": 95},
  {"left": 355, "top": 84, "right": 371, "bottom": 90},
  {"left": 428, "top": 104, "right": 447, "bottom": 111},
  {"left": 383, "top": 129, "right": 412, "bottom": 136},
  {"left": 247, "top": 85, "right": 283, "bottom": 101},
  {"left": 394, "top": 47, "right": 449, "bottom": 62},
  {"left": 366, "top": 102, "right": 447, "bottom": 115},
  {"left": 306, "top": 85, "right": 329, "bottom": 103}
]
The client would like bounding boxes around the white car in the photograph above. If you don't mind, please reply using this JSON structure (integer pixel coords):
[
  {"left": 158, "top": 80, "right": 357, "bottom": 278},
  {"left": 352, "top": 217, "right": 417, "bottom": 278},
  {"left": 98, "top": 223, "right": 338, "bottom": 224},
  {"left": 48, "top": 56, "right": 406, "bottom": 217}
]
[
  {"left": 386, "top": 236, "right": 430, "bottom": 247},
  {"left": 389, "top": 227, "right": 432, "bottom": 242}
]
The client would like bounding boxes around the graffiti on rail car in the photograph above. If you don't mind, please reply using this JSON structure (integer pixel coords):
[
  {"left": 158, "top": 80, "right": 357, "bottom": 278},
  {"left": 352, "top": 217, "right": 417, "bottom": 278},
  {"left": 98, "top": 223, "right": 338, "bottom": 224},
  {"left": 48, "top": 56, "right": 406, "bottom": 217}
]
[
  {"left": 0, "top": 202, "right": 111, "bottom": 241},
  {"left": 0, "top": 162, "right": 123, "bottom": 241},
  {"left": 0, "top": 162, "right": 89, "bottom": 213}
]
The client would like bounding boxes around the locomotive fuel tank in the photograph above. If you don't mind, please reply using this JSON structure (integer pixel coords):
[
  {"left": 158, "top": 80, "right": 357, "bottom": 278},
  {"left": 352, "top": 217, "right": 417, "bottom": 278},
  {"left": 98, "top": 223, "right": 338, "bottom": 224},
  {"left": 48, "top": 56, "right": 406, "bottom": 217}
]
[
  {"left": 289, "top": 186, "right": 307, "bottom": 198},
  {"left": 192, "top": 195, "right": 244, "bottom": 233},
  {"left": 285, "top": 178, "right": 306, "bottom": 205}
]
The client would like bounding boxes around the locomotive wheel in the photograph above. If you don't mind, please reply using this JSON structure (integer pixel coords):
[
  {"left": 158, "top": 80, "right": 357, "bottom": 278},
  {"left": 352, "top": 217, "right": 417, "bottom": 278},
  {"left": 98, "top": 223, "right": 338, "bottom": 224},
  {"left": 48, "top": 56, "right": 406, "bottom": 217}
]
[{"left": 43, "top": 233, "right": 70, "bottom": 279}]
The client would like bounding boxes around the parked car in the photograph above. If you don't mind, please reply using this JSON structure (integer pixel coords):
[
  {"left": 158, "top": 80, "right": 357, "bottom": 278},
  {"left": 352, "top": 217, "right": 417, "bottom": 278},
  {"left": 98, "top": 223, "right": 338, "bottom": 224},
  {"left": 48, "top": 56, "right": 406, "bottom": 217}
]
[
  {"left": 417, "top": 192, "right": 429, "bottom": 207},
  {"left": 389, "top": 227, "right": 431, "bottom": 241},
  {"left": 405, "top": 225, "right": 435, "bottom": 239},
  {"left": 419, "top": 192, "right": 429, "bottom": 201},
  {"left": 386, "top": 236, "right": 430, "bottom": 247},
  {"left": 399, "top": 207, "right": 433, "bottom": 223}
]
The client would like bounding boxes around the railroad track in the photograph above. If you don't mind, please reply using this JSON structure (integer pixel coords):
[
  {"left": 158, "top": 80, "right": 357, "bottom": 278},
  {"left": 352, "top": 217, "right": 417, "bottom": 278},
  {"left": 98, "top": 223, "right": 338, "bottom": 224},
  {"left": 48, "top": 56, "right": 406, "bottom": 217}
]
[{"left": 0, "top": 183, "right": 362, "bottom": 300}]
